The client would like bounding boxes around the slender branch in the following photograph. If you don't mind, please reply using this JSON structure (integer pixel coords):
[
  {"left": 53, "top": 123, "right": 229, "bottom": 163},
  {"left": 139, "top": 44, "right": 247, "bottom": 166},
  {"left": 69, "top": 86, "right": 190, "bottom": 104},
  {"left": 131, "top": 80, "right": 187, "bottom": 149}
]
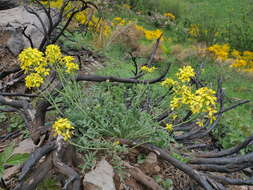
[
  {"left": 76, "top": 62, "right": 170, "bottom": 84},
  {"left": 195, "top": 134, "right": 253, "bottom": 158},
  {"left": 22, "top": 26, "right": 34, "bottom": 48},
  {"left": 0, "top": 92, "right": 38, "bottom": 97}
]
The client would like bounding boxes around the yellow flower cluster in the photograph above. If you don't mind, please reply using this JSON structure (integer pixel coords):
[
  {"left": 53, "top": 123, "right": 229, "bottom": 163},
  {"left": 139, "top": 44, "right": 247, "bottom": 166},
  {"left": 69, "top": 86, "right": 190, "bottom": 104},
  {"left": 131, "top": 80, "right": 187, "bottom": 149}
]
[
  {"left": 18, "top": 45, "right": 79, "bottom": 89},
  {"left": 144, "top": 29, "right": 163, "bottom": 41},
  {"left": 52, "top": 118, "right": 74, "bottom": 141},
  {"left": 164, "top": 12, "right": 176, "bottom": 20},
  {"left": 19, "top": 48, "right": 47, "bottom": 74},
  {"left": 176, "top": 65, "right": 196, "bottom": 82},
  {"left": 207, "top": 44, "right": 253, "bottom": 72},
  {"left": 112, "top": 17, "right": 127, "bottom": 26},
  {"left": 140, "top": 65, "right": 157, "bottom": 73},
  {"left": 161, "top": 66, "right": 217, "bottom": 124},
  {"left": 161, "top": 78, "right": 178, "bottom": 86},
  {"left": 230, "top": 50, "right": 253, "bottom": 72},
  {"left": 135, "top": 25, "right": 163, "bottom": 41},
  {"left": 188, "top": 24, "right": 199, "bottom": 37},
  {"left": 41, "top": 0, "right": 64, "bottom": 8},
  {"left": 25, "top": 73, "right": 44, "bottom": 88},
  {"left": 207, "top": 44, "right": 230, "bottom": 61}
]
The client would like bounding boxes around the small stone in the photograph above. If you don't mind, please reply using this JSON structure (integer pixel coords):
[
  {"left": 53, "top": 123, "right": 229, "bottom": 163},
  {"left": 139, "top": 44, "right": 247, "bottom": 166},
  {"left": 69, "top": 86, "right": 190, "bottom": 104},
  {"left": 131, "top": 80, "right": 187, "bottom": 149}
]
[
  {"left": 13, "top": 138, "right": 35, "bottom": 155},
  {"left": 83, "top": 158, "right": 116, "bottom": 190},
  {"left": 154, "top": 165, "right": 161, "bottom": 173}
]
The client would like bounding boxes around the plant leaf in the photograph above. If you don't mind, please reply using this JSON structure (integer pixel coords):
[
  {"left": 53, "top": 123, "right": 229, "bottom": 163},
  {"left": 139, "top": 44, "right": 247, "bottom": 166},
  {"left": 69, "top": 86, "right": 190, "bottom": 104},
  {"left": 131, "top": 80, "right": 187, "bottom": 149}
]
[
  {"left": 6, "top": 153, "right": 29, "bottom": 165},
  {"left": 0, "top": 143, "right": 15, "bottom": 163}
]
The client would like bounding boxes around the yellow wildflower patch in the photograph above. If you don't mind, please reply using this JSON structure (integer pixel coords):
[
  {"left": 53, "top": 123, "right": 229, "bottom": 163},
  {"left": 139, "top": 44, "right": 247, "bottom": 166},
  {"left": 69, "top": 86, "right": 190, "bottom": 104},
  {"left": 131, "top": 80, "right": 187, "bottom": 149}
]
[
  {"left": 162, "top": 66, "right": 217, "bottom": 124},
  {"left": 19, "top": 44, "right": 79, "bottom": 89},
  {"left": 52, "top": 118, "right": 74, "bottom": 141}
]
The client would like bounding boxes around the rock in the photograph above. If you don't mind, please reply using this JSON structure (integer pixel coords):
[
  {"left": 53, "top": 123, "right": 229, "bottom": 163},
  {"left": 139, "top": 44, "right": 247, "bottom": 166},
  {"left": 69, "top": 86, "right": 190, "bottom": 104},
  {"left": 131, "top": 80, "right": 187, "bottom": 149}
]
[
  {"left": 83, "top": 183, "right": 102, "bottom": 190},
  {"left": 13, "top": 138, "right": 36, "bottom": 155},
  {"left": 141, "top": 152, "right": 159, "bottom": 175},
  {"left": 83, "top": 158, "right": 116, "bottom": 190},
  {"left": 0, "top": 6, "right": 58, "bottom": 55},
  {"left": 0, "top": 0, "right": 19, "bottom": 10}
]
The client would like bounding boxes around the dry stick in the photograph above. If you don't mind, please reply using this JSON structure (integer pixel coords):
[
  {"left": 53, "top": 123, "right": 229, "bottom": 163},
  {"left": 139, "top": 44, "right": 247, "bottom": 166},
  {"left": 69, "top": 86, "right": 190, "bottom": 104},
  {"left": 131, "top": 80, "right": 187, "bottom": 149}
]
[
  {"left": 206, "top": 177, "right": 227, "bottom": 190},
  {"left": 0, "top": 92, "right": 38, "bottom": 97},
  {"left": 76, "top": 62, "right": 170, "bottom": 84},
  {"left": 215, "top": 99, "right": 250, "bottom": 115},
  {"left": 14, "top": 156, "right": 53, "bottom": 190},
  {"left": 189, "top": 151, "right": 253, "bottom": 165},
  {"left": 206, "top": 174, "right": 253, "bottom": 186},
  {"left": 19, "top": 142, "right": 56, "bottom": 181},
  {"left": 119, "top": 139, "right": 214, "bottom": 190},
  {"left": 123, "top": 162, "right": 164, "bottom": 190},
  {"left": 25, "top": 6, "right": 48, "bottom": 35},
  {"left": 0, "top": 67, "right": 20, "bottom": 79},
  {"left": 22, "top": 26, "right": 34, "bottom": 48},
  {"left": 146, "top": 34, "right": 163, "bottom": 66},
  {"left": 191, "top": 162, "right": 253, "bottom": 173},
  {"left": 34, "top": 0, "right": 54, "bottom": 30},
  {"left": 0, "top": 107, "right": 18, "bottom": 112},
  {"left": 195, "top": 134, "right": 253, "bottom": 158}
]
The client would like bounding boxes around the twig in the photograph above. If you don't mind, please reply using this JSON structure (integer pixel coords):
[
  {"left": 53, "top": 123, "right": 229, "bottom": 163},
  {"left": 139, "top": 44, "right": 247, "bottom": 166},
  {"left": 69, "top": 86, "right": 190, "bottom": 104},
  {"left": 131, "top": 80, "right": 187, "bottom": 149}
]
[{"left": 123, "top": 162, "right": 164, "bottom": 190}]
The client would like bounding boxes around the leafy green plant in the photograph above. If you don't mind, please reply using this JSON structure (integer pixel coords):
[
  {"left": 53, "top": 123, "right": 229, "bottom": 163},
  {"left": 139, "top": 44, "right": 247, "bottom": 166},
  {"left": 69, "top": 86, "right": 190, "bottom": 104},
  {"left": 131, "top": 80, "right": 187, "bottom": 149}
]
[
  {"left": 171, "top": 152, "right": 189, "bottom": 163},
  {"left": 79, "top": 152, "right": 97, "bottom": 172},
  {"left": 36, "top": 177, "right": 60, "bottom": 190},
  {"left": 154, "top": 175, "right": 173, "bottom": 189},
  {"left": 0, "top": 143, "right": 29, "bottom": 177}
]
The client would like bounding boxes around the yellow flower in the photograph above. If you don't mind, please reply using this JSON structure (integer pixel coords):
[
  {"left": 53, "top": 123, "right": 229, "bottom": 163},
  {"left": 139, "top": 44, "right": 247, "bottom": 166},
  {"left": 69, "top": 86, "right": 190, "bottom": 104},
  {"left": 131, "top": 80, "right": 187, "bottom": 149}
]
[
  {"left": 62, "top": 56, "right": 79, "bottom": 73},
  {"left": 140, "top": 66, "right": 157, "bottom": 73},
  {"left": 207, "top": 44, "right": 230, "bottom": 61},
  {"left": 18, "top": 47, "right": 46, "bottom": 73},
  {"left": 112, "top": 17, "right": 126, "bottom": 26},
  {"left": 165, "top": 123, "right": 173, "bottom": 131},
  {"left": 52, "top": 118, "right": 74, "bottom": 141},
  {"left": 164, "top": 12, "right": 176, "bottom": 20},
  {"left": 135, "top": 24, "right": 145, "bottom": 32},
  {"left": 41, "top": 0, "right": 64, "bottom": 8},
  {"left": 161, "top": 78, "right": 177, "bottom": 87},
  {"left": 196, "top": 120, "right": 205, "bottom": 127},
  {"left": 170, "top": 97, "right": 181, "bottom": 110},
  {"left": 25, "top": 73, "right": 44, "bottom": 89},
  {"left": 176, "top": 66, "right": 195, "bottom": 82},
  {"left": 34, "top": 65, "right": 50, "bottom": 76},
  {"left": 113, "top": 140, "right": 120, "bottom": 145},
  {"left": 231, "top": 50, "right": 241, "bottom": 58},
  {"left": 170, "top": 113, "right": 177, "bottom": 120},
  {"left": 45, "top": 44, "right": 62, "bottom": 64},
  {"left": 144, "top": 29, "right": 163, "bottom": 40},
  {"left": 188, "top": 24, "right": 199, "bottom": 37}
]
